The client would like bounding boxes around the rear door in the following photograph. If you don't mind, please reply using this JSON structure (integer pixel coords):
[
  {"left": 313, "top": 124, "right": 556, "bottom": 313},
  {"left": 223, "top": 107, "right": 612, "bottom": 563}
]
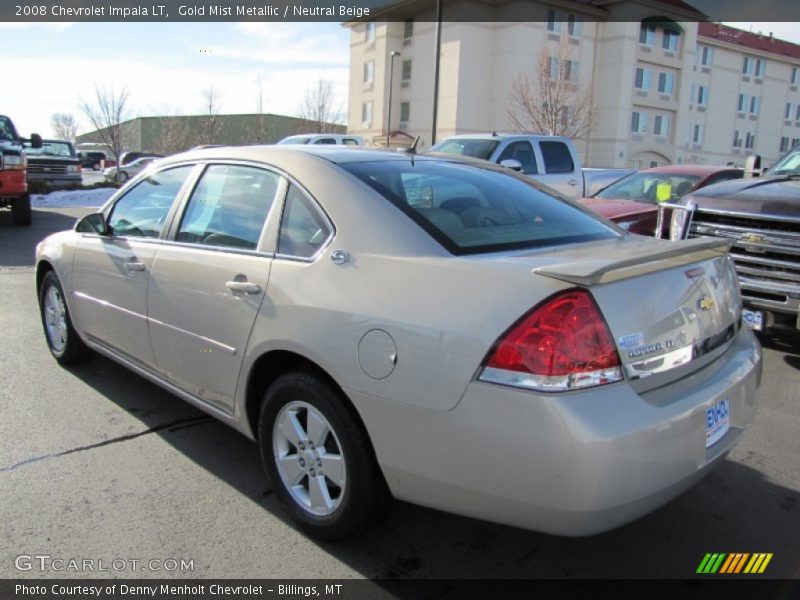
[
  {"left": 70, "top": 165, "right": 195, "bottom": 367},
  {"left": 146, "top": 163, "right": 283, "bottom": 413},
  {"left": 535, "top": 140, "right": 580, "bottom": 198}
]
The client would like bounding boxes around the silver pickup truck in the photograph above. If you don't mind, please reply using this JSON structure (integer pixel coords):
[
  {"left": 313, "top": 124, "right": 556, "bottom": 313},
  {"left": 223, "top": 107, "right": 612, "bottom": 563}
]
[{"left": 429, "top": 133, "right": 634, "bottom": 200}]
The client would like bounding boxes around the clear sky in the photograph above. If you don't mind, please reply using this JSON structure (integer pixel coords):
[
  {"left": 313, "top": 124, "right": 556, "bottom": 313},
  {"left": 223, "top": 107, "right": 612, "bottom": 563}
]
[{"left": 2, "top": 21, "right": 797, "bottom": 139}]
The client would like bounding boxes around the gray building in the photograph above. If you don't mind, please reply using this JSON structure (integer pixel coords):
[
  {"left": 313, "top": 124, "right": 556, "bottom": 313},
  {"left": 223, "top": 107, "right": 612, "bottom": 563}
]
[{"left": 77, "top": 113, "right": 345, "bottom": 156}]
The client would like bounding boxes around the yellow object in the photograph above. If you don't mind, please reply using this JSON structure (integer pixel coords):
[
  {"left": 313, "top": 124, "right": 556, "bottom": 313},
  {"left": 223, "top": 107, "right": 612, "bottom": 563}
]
[{"left": 656, "top": 182, "right": 672, "bottom": 202}]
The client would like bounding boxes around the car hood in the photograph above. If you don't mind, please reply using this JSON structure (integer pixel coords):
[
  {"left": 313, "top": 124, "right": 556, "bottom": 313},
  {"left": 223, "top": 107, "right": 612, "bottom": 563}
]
[
  {"left": 685, "top": 175, "right": 800, "bottom": 218},
  {"left": 578, "top": 197, "right": 657, "bottom": 220}
]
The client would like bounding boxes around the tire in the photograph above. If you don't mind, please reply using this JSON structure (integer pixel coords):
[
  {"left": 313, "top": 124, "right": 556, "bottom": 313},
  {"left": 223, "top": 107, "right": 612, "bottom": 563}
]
[
  {"left": 258, "top": 371, "right": 391, "bottom": 541},
  {"left": 11, "top": 193, "right": 32, "bottom": 227},
  {"left": 39, "top": 271, "right": 90, "bottom": 365},
  {"left": 119, "top": 171, "right": 129, "bottom": 183}
]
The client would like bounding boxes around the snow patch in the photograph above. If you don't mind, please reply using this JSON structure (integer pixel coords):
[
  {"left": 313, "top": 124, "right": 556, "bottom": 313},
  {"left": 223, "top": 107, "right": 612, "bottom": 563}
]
[{"left": 31, "top": 188, "right": 115, "bottom": 208}]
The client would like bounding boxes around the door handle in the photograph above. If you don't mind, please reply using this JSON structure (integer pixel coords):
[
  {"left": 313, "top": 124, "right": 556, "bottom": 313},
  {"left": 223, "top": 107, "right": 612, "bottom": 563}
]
[
  {"left": 568, "top": 178, "right": 579, "bottom": 186},
  {"left": 225, "top": 280, "right": 262, "bottom": 294},
  {"left": 125, "top": 261, "right": 146, "bottom": 272}
]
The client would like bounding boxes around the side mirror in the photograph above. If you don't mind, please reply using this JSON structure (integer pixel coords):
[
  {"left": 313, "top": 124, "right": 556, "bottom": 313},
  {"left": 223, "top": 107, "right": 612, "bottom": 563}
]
[
  {"left": 76, "top": 213, "right": 109, "bottom": 235},
  {"left": 499, "top": 159, "right": 523, "bottom": 172},
  {"left": 30, "top": 133, "right": 43, "bottom": 149}
]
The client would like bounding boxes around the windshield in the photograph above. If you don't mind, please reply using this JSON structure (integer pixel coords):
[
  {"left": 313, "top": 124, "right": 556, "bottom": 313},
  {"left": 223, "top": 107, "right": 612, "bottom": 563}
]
[
  {"left": 277, "top": 136, "right": 311, "bottom": 145},
  {"left": 429, "top": 139, "right": 500, "bottom": 161},
  {"left": 0, "top": 117, "right": 19, "bottom": 142},
  {"left": 769, "top": 147, "right": 800, "bottom": 176},
  {"left": 23, "top": 141, "right": 74, "bottom": 158},
  {"left": 595, "top": 172, "right": 701, "bottom": 204},
  {"left": 342, "top": 160, "right": 617, "bottom": 255}
]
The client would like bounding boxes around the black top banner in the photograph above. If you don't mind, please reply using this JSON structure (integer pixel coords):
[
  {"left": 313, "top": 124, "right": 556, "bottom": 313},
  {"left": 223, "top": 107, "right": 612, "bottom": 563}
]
[{"left": 2, "top": 0, "right": 800, "bottom": 23}]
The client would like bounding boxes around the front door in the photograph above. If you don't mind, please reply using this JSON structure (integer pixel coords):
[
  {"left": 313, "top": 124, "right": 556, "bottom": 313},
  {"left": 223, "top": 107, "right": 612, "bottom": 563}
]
[{"left": 70, "top": 165, "right": 195, "bottom": 366}]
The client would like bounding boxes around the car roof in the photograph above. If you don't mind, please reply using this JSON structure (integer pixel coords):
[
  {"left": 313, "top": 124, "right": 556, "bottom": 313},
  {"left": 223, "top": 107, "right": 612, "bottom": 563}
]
[
  {"left": 437, "top": 133, "right": 572, "bottom": 143},
  {"left": 641, "top": 165, "right": 740, "bottom": 176},
  {"left": 165, "top": 145, "right": 435, "bottom": 166}
]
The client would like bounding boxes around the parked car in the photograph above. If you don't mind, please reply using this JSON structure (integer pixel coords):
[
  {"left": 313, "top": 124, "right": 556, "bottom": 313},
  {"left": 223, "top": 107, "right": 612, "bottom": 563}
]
[
  {"left": 119, "top": 151, "right": 164, "bottom": 166},
  {"left": 277, "top": 134, "right": 365, "bottom": 146},
  {"left": 78, "top": 151, "right": 114, "bottom": 170},
  {"left": 35, "top": 146, "right": 761, "bottom": 540},
  {"left": 23, "top": 139, "right": 82, "bottom": 189},
  {"left": 578, "top": 165, "right": 744, "bottom": 236},
  {"left": 103, "top": 156, "right": 159, "bottom": 183},
  {"left": 429, "top": 133, "right": 634, "bottom": 199},
  {"left": 669, "top": 144, "right": 800, "bottom": 333},
  {"left": 0, "top": 113, "right": 41, "bottom": 226}
]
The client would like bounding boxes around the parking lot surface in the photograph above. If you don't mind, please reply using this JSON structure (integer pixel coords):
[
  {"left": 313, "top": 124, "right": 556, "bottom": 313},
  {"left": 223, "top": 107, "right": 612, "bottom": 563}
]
[{"left": 1, "top": 207, "right": 799, "bottom": 580}]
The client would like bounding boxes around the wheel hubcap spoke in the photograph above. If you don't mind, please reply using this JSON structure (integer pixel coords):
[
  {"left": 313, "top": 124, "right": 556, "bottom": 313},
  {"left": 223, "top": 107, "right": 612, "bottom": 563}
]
[
  {"left": 276, "top": 410, "right": 306, "bottom": 448},
  {"left": 319, "top": 454, "right": 345, "bottom": 488},
  {"left": 306, "top": 410, "right": 330, "bottom": 447},
  {"left": 277, "top": 455, "right": 305, "bottom": 486},
  {"left": 44, "top": 285, "right": 67, "bottom": 352},
  {"left": 308, "top": 474, "right": 334, "bottom": 512}
]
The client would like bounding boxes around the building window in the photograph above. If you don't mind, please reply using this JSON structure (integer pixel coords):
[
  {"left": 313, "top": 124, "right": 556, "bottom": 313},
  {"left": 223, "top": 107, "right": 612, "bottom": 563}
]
[
  {"left": 564, "top": 60, "right": 579, "bottom": 82},
  {"left": 547, "top": 9, "right": 560, "bottom": 33},
  {"left": 657, "top": 72, "right": 675, "bottom": 95},
  {"left": 403, "top": 18, "right": 414, "bottom": 42},
  {"left": 401, "top": 59, "right": 412, "bottom": 82},
  {"left": 786, "top": 103, "right": 793, "bottom": 120},
  {"left": 639, "top": 24, "right": 655, "bottom": 46},
  {"left": 737, "top": 94, "right": 746, "bottom": 112},
  {"left": 361, "top": 101, "right": 373, "bottom": 127},
  {"left": 780, "top": 137, "right": 790, "bottom": 153},
  {"left": 695, "top": 85, "right": 708, "bottom": 106},
  {"left": 742, "top": 56, "right": 752, "bottom": 75},
  {"left": 631, "top": 111, "right": 648, "bottom": 133},
  {"left": 697, "top": 45, "right": 714, "bottom": 66},
  {"left": 793, "top": 138, "right": 800, "bottom": 148},
  {"left": 567, "top": 13, "right": 582, "bottom": 37},
  {"left": 733, "top": 130, "right": 742, "bottom": 148},
  {"left": 745, "top": 132, "right": 756, "bottom": 150},
  {"left": 749, "top": 96, "right": 760, "bottom": 115},
  {"left": 365, "top": 22, "right": 375, "bottom": 47},
  {"left": 635, "top": 67, "right": 651, "bottom": 91},
  {"left": 399, "top": 101, "right": 410, "bottom": 126},
  {"left": 792, "top": 67, "right": 799, "bottom": 85},
  {"left": 653, "top": 114, "right": 670, "bottom": 136},
  {"left": 796, "top": 105, "right": 800, "bottom": 121},
  {"left": 693, "top": 124, "right": 704, "bottom": 144},
  {"left": 662, "top": 30, "right": 679, "bottom": 52},
  {"left": 363, "top": 61, "right": 374, "bottom": 88},
  {"left": 755, "top": 58, "right": 765, "bottom": 77},
  {"left": 742, "top": 56, "right": 764, "bottom": 77},
  {"left": 549, "top": 57, "right": 559, "bottom": 79}
]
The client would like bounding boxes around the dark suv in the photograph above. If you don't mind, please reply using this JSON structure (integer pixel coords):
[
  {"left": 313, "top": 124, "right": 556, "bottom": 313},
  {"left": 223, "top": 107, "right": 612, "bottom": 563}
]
[{"left": 119, "top": 151, "right": 164, "bottom": 166}]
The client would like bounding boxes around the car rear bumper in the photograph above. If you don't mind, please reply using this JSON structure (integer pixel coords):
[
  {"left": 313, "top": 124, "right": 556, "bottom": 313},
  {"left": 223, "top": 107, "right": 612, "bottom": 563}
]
[{"left": 352, "top": 325, "right": 762, "bottom": 535}]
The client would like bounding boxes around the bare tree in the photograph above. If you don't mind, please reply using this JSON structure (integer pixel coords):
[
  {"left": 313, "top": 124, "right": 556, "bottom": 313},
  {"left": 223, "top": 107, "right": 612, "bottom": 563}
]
[
  {"left": 197, "top": 85, "right": 225, "bottom": 145},
  {"left": 298, "top": 78, "right": 343, "bottom": 133},
  {"left": 254, "top": 76, "right": 272, "bottom": 144},
  {"left": 149, "top": 105, "right": 191, "bottom": 155},
  {"left": 79, "top": 83, "right": 132, "bottom": 178},
  {"left": 506, "top": 39, "right": 596, "bottom": 141},
  {"left": 51, "top": 113, "right": 79, "bottom": 141}
]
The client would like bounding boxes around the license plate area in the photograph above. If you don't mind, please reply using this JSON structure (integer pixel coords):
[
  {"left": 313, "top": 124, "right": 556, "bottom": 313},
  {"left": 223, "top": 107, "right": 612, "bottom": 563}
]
[
  {"left": 742, "top": 309, "right": 763, "bottom": 331},
  {"left": 706, "top": 396, "right": 730, "bottom": 448}
]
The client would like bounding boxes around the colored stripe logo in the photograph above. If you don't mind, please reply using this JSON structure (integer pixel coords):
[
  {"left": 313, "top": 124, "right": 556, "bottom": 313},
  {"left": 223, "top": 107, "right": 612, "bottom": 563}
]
[{"left": 697, "top": 553, "right": 773, "bottom": 574}]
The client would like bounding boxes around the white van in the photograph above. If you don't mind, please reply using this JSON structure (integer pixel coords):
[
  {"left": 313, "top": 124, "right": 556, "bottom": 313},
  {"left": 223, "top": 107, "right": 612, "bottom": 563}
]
[{"left": 277, "top": 134, "right": 365, "bottom": 146}]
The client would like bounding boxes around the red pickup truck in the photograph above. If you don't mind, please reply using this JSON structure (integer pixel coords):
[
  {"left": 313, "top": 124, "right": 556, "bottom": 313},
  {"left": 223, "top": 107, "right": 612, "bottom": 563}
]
[{"left": 1, "top": 114, "right": 42, "bottom": 226}]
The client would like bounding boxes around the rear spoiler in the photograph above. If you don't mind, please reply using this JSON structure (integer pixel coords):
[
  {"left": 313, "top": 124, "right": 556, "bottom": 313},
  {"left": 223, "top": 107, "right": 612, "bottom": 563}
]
[{"left": 533, "top": 238, "right": 732, "bottom": 286}]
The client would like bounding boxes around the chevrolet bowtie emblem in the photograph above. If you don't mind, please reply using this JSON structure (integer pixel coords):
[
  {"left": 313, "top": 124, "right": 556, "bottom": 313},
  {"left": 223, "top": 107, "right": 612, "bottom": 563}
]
[
  {"left": 742, "top": 233, "right": 764, "bottom": 244},
  {"left": 698, "top": 295, "right": 715, "bottom": 311}
]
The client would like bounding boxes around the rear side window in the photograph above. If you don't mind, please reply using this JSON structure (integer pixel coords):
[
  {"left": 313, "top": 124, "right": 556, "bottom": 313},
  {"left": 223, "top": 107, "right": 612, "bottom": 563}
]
[
  {"left": 342, "top": 138, "right": 360, "bottom": 146},
  {"left": 342, "top": 160, "right": 616, "bottom": 255},
  {"left": 108, "top": 166, "right": 193, "bottom": 238},
  {"left": 277, "top": 184, "right": 332, "bottom": 258},
  {"left": 177, "top": 165, "right": 280, "bottom": 250},
  {"left": 540, "top": 141, "right": 575, "bottom": 174}
]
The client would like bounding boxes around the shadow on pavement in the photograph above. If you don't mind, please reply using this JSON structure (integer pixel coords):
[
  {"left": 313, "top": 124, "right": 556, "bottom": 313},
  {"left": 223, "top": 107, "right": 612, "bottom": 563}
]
[
  {"left": 0, "top": 208, "right": 85, "bottom": 268},
  {"left": 64, "top": 352, "right": 800, "bottom": 579}
]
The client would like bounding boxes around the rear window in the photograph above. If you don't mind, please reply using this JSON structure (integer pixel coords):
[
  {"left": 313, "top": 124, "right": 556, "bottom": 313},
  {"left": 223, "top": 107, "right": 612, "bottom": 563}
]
[
  {"left": 342, "top": 160, "right": 617, "bottom": 255},
  {"left": 540, "top": 141, "right": 575, "bottom": 174},
  {"left": 429, "top": 139, "right": 500, "bottom": 161}
]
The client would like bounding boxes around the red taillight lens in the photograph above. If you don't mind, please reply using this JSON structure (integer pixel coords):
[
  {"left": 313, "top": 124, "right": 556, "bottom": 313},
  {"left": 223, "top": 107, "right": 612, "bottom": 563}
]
[{"left": 481, "top": 289, "right": 623, "bottom": 392}]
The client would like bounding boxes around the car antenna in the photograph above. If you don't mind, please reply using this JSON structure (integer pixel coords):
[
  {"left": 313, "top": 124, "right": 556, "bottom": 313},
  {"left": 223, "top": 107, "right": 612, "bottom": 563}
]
[{"left": 403, "top": 136, "right": 421, "bottom": 156}]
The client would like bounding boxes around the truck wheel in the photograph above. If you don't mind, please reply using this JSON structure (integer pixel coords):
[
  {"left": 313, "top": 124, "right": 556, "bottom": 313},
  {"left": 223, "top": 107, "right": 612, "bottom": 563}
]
[
  {"left": 39, "top": 271, "right": 90, "bottom": 364},
  {"left": 258, "top": 371, "right": 391, "bottom": 541},
  {"left": 11, "top": 193, "right": 32, "bottom": 227}
]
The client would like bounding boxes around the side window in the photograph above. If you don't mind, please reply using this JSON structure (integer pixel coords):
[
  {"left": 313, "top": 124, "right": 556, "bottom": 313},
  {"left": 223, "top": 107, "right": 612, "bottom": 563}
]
[
  {"left": 277, "top": 184, "right": 332, "bottom": 258},
  {"left": 705, "top": 170, "right": 743, "bottom": 186},
  {"left": 540, "top": 141, "right": 575, "bottom": 174},
  {"left": 342, "top": 138, "right": 359, "bottom": 146},
  {"left": 314, "top": 138, "right": 337, "bottom": 145},
  {"left": 177, "top": 165, "right": 279, "bottom": 250},
  {"left": 108, "top": 166, "right": 193, "bottom": 238},
  {"left": 497, "top": 141, "right": 538, "bottom": 174}
]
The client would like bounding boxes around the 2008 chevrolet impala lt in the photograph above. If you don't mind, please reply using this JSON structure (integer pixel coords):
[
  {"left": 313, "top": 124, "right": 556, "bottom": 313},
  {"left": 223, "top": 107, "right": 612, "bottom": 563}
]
[{"left": 35, "top": 146, "right": 762, "bottom": 540}]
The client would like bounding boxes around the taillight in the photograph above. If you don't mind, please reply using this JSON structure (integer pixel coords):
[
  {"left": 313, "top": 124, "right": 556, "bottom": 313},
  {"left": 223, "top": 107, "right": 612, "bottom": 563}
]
[{"left": 480, "top": 289, "right": 623, "bottom": 392}]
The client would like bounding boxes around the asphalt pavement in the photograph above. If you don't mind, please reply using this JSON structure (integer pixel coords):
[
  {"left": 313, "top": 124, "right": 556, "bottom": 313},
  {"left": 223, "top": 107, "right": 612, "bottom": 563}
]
[{"left": 1, "top": 207, "right": 799, "bottom": 581}]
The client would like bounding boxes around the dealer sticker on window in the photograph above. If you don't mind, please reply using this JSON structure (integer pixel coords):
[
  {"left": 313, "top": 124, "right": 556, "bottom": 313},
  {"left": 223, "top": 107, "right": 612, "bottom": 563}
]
[{"left": 706, "top": 396, "right": 730, "bottom": 448}]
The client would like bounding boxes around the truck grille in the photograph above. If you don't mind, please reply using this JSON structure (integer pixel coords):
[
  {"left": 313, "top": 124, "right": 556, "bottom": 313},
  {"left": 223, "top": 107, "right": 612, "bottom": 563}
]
[
  {"left": 689, "top": 209, "right": 800, "bottom": 314},
  {"left": 28, "top": 164, "right": 69, "bottom": 175}
]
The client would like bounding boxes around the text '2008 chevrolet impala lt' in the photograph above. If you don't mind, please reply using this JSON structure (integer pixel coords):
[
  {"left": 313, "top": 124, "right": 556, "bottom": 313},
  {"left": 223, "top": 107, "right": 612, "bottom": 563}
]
[{"left": 35, "top": 146, "right": 762, "bottom": 540}]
